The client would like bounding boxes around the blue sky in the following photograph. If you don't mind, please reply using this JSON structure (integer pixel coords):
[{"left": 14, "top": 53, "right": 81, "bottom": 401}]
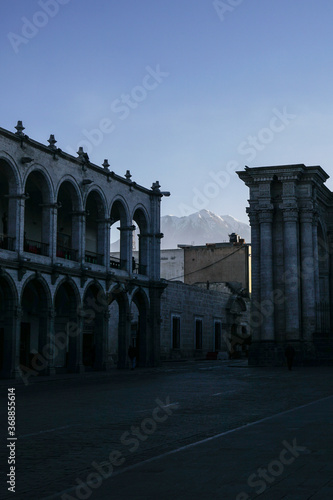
[{"left": 1, "top": 0, "right": 333, "bottom": 222}]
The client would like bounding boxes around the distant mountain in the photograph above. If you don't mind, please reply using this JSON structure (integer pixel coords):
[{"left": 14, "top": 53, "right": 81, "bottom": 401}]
[{"left": 161, "top": 210, "right": 251, "bottom": 249}]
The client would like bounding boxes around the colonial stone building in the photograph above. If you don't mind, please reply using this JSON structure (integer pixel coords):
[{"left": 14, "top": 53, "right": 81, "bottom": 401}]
[
  {"left": 238, "top": 164, "right": 333, "bottom": 365},
  {"left": 0, "top": 121, "right": 167, "bottom": 379}
]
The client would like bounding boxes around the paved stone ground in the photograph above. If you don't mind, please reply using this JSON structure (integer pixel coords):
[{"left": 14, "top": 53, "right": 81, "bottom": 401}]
[{"left": 0, "top": 360, "right": 333, "bottom": 499}]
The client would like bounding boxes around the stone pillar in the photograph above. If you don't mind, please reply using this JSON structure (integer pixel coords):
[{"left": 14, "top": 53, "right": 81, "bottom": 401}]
[
  {"left": 12, "top": 306, "right": 22, "bottom": 379},
  {"left": 103, "top": 220, "right": 111, "bottom": 271},
  {"left": 47, "top": 307, "right": 56, "bottom": 375},
  {"left": 71, "top": 211, "right": 86, "bottom": 263},
  {"left": 118, "top": 308, "right": 131, "bottom": 369},
  {"left": 75, "top": 312, "right": 85, "bottom": 373},
  {"left": 328, "top": 232, "right": 333, "bottom": 332},
  {"left": 258, "top": 210, "right": 275, "bottom": 341},
  {"left": 247, "top": 209, "right": 260, "bottom": 342},
  {"left": 300, "top": 210, "right": 316, "bottom": 341},
  {"left": 44, "top": 203, "right": 60, "bottom": 260},
  {"left": 150, "top": 183, "right": 162, "bottom": 281},
  {"left": 283, "top": 208, "right": 300, "bottom": 341},
  {"left": 312, "top": 214, "right": 320, "bottom": 329},
  {"left": 118, "top": 226, "right": 135, "bottom": 273}
]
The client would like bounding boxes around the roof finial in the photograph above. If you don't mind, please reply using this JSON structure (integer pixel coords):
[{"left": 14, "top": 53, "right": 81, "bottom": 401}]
[
  {"left": 48, "top": 134, "right": 57, "bottom": 150},
  {"left": 15, "top": 120, "right": 25, "bottom": 137}
]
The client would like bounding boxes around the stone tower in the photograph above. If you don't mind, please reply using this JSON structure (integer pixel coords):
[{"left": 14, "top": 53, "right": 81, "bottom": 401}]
[{"left": 237, "top": 164, "right": 333, "bottom": 365}]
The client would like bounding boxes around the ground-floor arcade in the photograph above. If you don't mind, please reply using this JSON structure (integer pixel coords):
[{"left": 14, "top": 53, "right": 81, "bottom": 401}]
[{"left": 0, "top": 269, "right": 162, "bottom": 380}]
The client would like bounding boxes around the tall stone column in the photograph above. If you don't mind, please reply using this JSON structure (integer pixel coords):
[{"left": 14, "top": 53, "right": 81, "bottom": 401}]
[
  {"left": 283, "top": 208, "right": 300, "bottom": 341},
  {"left": 150, "top": 182, "right": 163, "bottom": 281},
  {"left": 47, "top": 307, "right": 56, "bottom": 375},
  {"left": 118, "top": 226, "right": 135, "bottom": 273},
  {"left": 300, "top": 209, "right": 316, "bottom": 341},
  {"left": 71, "top": 211, "right": 86, "bottom": 263},
  {"left": 247, "top": 209, "right": 260, "bottom": 342},
  {"left": 12, "top": 306, "right": 23, "bottom": 379},
  {"left": 312, "top": 213, "right": 320, "bottom": 329},
  {"left": 328, "top": 231, "right": 333, "bottom": 332},
  {"left": 258, "top": 209, "right": 275, "bottom": 341}
]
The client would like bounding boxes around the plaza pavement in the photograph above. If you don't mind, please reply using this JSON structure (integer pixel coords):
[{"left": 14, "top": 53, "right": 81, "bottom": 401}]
[{"left": 32, "top": 361, "right": 333, "bottom": 500}]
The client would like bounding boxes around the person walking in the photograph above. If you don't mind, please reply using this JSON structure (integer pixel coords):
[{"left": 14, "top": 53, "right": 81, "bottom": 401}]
[
  {"left": 285, "top": 344, "right": 295, "bottom": 371},
  {"left": 128, "top": 345, "right": 137, "bottom": 370}
]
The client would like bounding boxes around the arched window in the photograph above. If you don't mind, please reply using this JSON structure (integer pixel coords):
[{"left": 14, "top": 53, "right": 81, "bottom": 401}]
[
  {"left": 24, "top": 171, "right": 52, "bottom": 256},
  {"left": 0, "top": 159, "right": 19, "bottom": 251},
  {"left": 85, "top": 191, "right": 106, "bottom": 265},
  {"left": 56, "top": 181, "right": 81, "bottom": 261}
]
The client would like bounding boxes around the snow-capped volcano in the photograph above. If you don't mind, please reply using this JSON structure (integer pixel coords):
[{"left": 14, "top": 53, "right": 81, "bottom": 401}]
[{"left": 161, "top": 210, "right": 250, "bottom": 249}]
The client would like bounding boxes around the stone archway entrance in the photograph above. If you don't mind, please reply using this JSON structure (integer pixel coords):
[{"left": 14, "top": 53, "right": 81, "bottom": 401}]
[
  {"left": 0, "top": 276, "right": 17, "bottom": 378},
  {"left": 20, "top": 279, "right": 50, "bottom": 374},
  {"left": 82, "top": 283, "right": 106, "bottom": 370},
  {"left": 54, "top": 281, "right": 79, "bottom": 373}
]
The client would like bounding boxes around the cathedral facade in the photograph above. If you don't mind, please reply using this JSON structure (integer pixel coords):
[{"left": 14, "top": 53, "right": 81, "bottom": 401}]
[
  {"left": 0, "top": 122, "right": 166, "bottom": 380},
  {"left": 238, "top": 164, "right": 333, "bottom": 365}
]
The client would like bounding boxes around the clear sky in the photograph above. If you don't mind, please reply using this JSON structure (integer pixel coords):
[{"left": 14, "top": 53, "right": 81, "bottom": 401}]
[{"left": 1, "top": 0, "right": 333, "bottom": 222}]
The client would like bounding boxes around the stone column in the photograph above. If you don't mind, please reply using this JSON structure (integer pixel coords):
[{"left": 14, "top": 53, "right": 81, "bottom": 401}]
[
  {"left": 75, "top": 312, "right": 85, "bottom": 373},
  {"left": 328, "top": 231, "right": 333, "bottom": 332},
  {"left": 258, "top": 209, "right": 275, "bottom": 341},
  {"left": 312, "top": 213, "right": 320, "bottom": 329},
  {"left": 282, "top": 208, "right": 300, "bottom": 340},
  {"left": 47, "top": 307, "right": 56, "bottom": 375},
  {"left": 300, "top": 209, "right": 316, "bottom": 341},
  {"left": 247, "top": 209, "right": 260, "bottom": 342},
  {"left": 118, "top": 226, "right": 135, "bottom": 273},
  {"left": 150, "top": 182, "right": 162, "bottom": 281},
  {"left": 12, "top": 306, "right": 22, "bottom": 379},
  {"left": 71, "top": 211, "right": 86, "bottom": 263}
]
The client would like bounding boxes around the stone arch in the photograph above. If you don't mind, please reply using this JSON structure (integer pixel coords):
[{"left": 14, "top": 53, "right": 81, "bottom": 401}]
[
  {"left": 0, "top": 273, "right": 18, "bottom": 378},
  {"left": 53, "top": 278, "right": 81, "bottom": 372},
  {"left": 23, "top": 168, "right": 53, "bottom": 256},
  {"left": 132, "top": 205, "right": 150, "bottom": 275},
  {"left": 110, "top": 198, "right": 131, "bottom": 271},
  {"left": 56, "top": 178, "right": 82, "bottom": 262},
  {"left": 130, "top": 288, "right": 150, "bottom": 366},
  {"left": 81, "top": 281, "right": 107, "bottom": 370},
  {"left": 85, "top": 189, "right": 107, "bottom": 265},
  {"left": 108, "top": 284, "right": 130, "bottom": 368},
  {"left": 20, "top": 275, "right": 52, "bottom": 373},
  {"left": 0, "top": 157, "right": 21, "bottom": 250}
]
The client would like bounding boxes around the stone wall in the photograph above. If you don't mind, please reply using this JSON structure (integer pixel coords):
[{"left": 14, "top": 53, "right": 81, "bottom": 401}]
[{"left": 160, "top": 281, "right": 249, "bottom": 360}]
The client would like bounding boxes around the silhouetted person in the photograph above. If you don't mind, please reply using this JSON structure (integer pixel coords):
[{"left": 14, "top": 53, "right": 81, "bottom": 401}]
[
  {"left": 128, "top": 345, "right": 136, "bottom": 370},
  {"left": 285, "top": 344, "right": 295, "bottom": 371}
]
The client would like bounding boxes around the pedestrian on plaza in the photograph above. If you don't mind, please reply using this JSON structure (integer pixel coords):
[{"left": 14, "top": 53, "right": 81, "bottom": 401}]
[
  {"left": 285, "top": 344, "right": 295, "bottom": 371},
  {"left": 128, "top": 344, "right": 137, "bottom": 370}
]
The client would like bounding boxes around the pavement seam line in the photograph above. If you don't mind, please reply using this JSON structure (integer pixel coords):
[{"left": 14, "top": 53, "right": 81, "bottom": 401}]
[{"left": 42, "top": 393, "right": 333, "bottom": 500}]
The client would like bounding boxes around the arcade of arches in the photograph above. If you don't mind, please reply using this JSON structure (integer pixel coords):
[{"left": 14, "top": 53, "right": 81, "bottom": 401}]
[{"left": 0, "top": 122, "right": 165, "bottom": 379}]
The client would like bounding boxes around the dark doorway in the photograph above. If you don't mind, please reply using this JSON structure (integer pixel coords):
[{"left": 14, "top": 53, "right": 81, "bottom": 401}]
[
  {"left": 82, "top": 330, "right": 95, "bottom": 368},
  {"left": 0, "top": 328, "right": 4, "bottom": 371},
  {"left": 20, "top": 323, "right": 31, "bottom": 368}
]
